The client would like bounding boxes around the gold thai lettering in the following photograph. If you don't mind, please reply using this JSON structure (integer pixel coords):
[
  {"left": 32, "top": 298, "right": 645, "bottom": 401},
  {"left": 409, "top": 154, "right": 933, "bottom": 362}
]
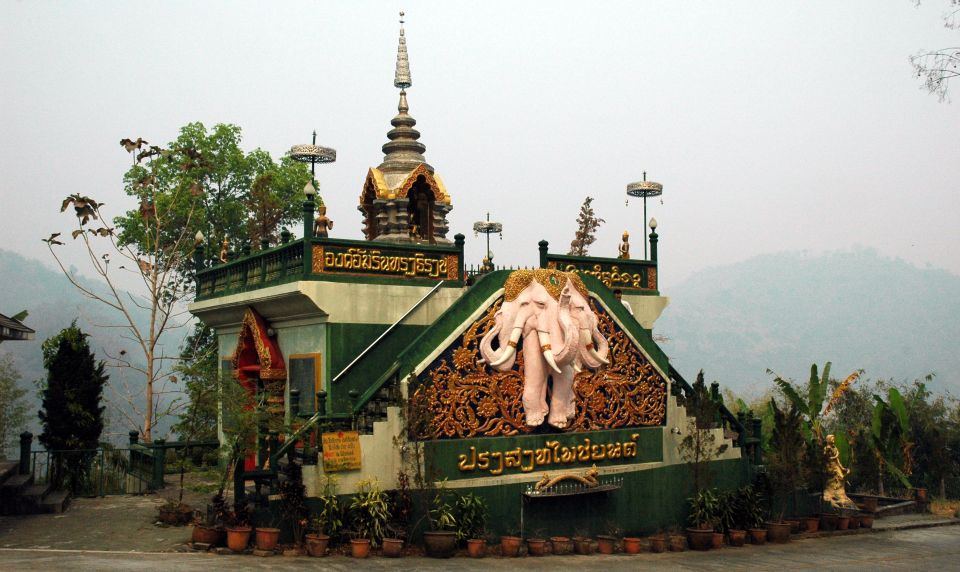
[
  {"left": 458, "top": 446, "right": 477, "bottom": 471},
  {"left": 318, "top": 247, "right": 448, "bottom": 279},
  {"left": 458, "top": 434, "right": 643, "bottom": 475},
  {"left": 560, "top": 263, "right": 646, "bottom": 290},
  {"left": 489, "top": 452, "right": 504, "bottom": 476}
]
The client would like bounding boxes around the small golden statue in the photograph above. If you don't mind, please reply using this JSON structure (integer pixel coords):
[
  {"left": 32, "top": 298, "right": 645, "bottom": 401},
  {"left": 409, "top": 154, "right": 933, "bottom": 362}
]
[
  {"left": 618, "top": 231, "right": 630, "bottom": 259},
  {"left": 218, "top": 237, "right": 229, "bottom": 263},
  {"left": 314, "top": 205, "right": 333, "bottom": 238},
  {"left": 480, "top": 255, "right": 494, "bottom": 273},
  {"left": 823, "top": 434, "right": 856, "bottom": 509}
]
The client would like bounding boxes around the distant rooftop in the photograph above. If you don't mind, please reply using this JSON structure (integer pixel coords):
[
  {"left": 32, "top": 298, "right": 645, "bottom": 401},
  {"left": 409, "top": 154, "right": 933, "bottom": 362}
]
[{"left": 0, "top": 313, "right": 35, "bottom": 342}]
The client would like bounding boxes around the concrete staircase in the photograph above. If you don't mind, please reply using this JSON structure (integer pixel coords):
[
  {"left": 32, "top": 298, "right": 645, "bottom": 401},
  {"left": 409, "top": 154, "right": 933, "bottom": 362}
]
[{"left": 0, "top": 460, "right": 70, "bottom": 515}]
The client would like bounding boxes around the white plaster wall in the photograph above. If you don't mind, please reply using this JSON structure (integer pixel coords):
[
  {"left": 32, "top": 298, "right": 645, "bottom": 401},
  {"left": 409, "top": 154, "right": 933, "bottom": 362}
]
[
  {"left": 299, "top": 281, "right": 464, "bottom": 325},
  {"left": 303, "top": 405, "right": 405, "bottom": 497},
  {"left": 621, "top": 294, "right": 670, "bottom": 330}
]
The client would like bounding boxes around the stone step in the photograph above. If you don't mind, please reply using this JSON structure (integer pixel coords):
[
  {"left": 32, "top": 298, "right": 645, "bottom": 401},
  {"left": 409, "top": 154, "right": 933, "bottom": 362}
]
[
  {"left": 0, "top": 473, "right": 33, "bottom": 515},
  {"left": 39, "top": 490, "right": 70, "bottom": 514},
  {"left": 19, "top": 482, "right": 53, "bottom": 513},
  {"left": 0, "top": 460, "right": 17, "bottom": 486}
]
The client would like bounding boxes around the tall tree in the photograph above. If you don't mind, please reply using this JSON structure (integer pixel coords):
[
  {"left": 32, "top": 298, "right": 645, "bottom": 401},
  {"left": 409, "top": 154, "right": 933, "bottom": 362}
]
[
  {"left": 45, "top": 138, "right": 204, "bottom": 441},
  {"left": 911, "top": 1, "right": 960, "bottom": 101},
  {"left": 568, "top": 196, "right": 605, "bottom": 256},
  {"left": 0, "top": 355, "right": 28, "bottom": 457},
  {"left": 38, "top": 323, "right": 107, "bottom": 493},
  {"left": 116, "top": 123, "right": 311, "bottom": 266}
]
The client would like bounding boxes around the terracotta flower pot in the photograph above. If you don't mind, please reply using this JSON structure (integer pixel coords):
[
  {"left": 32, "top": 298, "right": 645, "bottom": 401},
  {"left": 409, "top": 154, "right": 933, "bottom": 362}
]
[
  {"left": 527, "top": 538, "right": 547, "bottom": 556},
  {"left": 622, "top": 537, "right": 642, "bottom": 554},
  {"left": 785, "top": 519, "right": 801, "bottom": 534},
  {"left": 305, "top": 533, "right": 329, "bottom": 557},
  {"left": 669, "top": 534, "right": 686, "bottom": 552},
  {"left": 727, "top": 529, "right": 746, "bottom": 547},
  {"left": 711, "top": 532, "right": 724, "bottom": 549},
  {"left": 500, "top": 535, "right": 522, "bottom": 557},
  {"left": 573, "top": 536, "right": 594, "bottom": 555},
  {"left": 859, "top": 495, "right": 878, "bottom": 513},
  {"left": 849, "top": 515, "right": 861, "bottom": 529},
  {"left": 596, "top": 534, "right": 616, "bottom": 554},
  {"left": 748, "top": 528, "right": 767, "bottom": 545},
  {"left": 766, "top": 521, "right": 791, "bottom": 543},
  {"left": 350, "top": 538, "right": 371, "bottom": 559},
  {"left": 914, "top": 488, "right": 928, "bottom": 502},
  {"left": 226, "top": 526, "right": 251, "bottom": 552},
  {"left": 467, "top": 538, "right": 487, "bottom": 558},
  {"left": 820, "top": 514, "right": 838, "bottom": 532},
  {"left": 686, "top": 528, "right": 713, "bottom": 551},
  {"left": 804, "top": 517, "right": 820, "bottom": 532},
  {"left": 649, "top": 535, "right": 666, "bottom": 553},
  {"left": 381, "top": 537, "right": 403, "bottom": 558},
  {"left": 859, "top": 514, "right": 875, "bottom": 528},
  {"left": 423, "top": 531, "right": 457, "bottom": 558},
  {"left": 837, "top": 516, "right": 850, "bottom": 531},
  {"left": 550, "top": 536, "right": 573, "bottom": 555},
  {"left": 255, "top": 527, "right": 280, "bottom": 551},
  {"left": 191, "top": 524, "right": 222, "bottom": 546}
]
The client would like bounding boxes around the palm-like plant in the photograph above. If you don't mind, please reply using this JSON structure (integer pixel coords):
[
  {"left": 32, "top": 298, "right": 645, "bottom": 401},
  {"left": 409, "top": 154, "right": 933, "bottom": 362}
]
[
  {"left": 767, "top": 400, "right": 806, "bottom": 521},
  {"left": 770, "top": 362, "right": 860, "bottom": 487},
  {"left": 868, "top": 387, "right": 913, "bottom": 495}
]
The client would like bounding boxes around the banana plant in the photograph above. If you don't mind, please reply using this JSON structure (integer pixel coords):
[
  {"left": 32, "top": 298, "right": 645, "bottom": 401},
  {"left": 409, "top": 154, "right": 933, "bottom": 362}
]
[
  {"left": 868, "top": 387, "right": 913, "bottom": 494},
  {"left": 770, "top": 362, "right": 861, "bottom": 447}
]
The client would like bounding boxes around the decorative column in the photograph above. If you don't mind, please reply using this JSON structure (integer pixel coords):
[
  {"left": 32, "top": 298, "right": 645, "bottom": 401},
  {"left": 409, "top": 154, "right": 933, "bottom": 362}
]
[{"left": 649, "top": 218, "right": 659, "bottom": 263}]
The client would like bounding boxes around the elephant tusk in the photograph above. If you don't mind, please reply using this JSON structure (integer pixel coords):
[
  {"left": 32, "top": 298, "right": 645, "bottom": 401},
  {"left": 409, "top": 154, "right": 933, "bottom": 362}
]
[
  {"left": 587, "top": 345, "right": 610, "bottom": 366},
  {"left": 538, "top": 330, "right": 563, "bottom": 374},
  {"left": 489, "top": 326, "right": 523, "bottom": 368},
  {"left": 579, "top": 328, "right": 610, "bottom": 367}
]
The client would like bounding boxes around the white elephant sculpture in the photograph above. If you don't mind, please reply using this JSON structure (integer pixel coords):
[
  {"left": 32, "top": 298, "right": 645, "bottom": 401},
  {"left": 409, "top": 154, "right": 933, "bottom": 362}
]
[{"left": 479, "top": 269, "right": 610, "bottom": 429}]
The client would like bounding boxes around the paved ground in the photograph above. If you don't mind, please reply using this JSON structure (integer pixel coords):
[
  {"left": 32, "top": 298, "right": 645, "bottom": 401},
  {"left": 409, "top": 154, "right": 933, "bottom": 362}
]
[{"left": 1, "top": 495, "right": 959, "bottom": 570}]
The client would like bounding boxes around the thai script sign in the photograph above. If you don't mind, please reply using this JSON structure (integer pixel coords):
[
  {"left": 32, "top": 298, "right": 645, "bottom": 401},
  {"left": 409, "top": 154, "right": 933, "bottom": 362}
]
[
  {"left": 321, "top": 430, "right": 361, "bottom": 472},
  {"left": 313, "top": 245, "right": 458, "bottom": 280},
  {"left": 546, "top": 258, "right": 656, "bottom": 291},
  {"left": 457, "top": 434, "right": 641, "bottom": 476}
]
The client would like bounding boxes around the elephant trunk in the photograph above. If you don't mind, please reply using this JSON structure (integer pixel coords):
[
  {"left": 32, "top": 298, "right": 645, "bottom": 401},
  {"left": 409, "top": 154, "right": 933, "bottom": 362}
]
[
  {"left": 578, "top": 326, "right": 610, "bottom": 369},
  {"left": 549, "top": 294, "right": 582, "bottom": 366},
  {"left": 482, "top": 306, "right": 533, "bottom": 371}
]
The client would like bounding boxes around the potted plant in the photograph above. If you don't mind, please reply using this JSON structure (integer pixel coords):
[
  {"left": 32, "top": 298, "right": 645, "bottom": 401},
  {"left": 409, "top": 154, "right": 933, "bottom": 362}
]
[
  {"left": 500, "top": 530, "right": 523, "bottom": 557},
  {"left": 648, "top": 530, "right": 667, "bottom": 553},
  {"left": 527, "top": 530, "right": 548, "bottom": 557},
  {"left": 305, "top": 475, "right": 341, "bottom": 557},
  {"left": 455, "top": 492, "right": 488, "bottom": 557},
  {"left": 422, "top": 480, "right": 458, "bottom": 558},
  {"left": 277, "top": 458, "right": 308, "bottom": 553},
  {"left": 668, "top": 527, "right": 686, "bottom": 551},
  {"left": 225, "top": 499, "right": 253, "bottom": 552},
  {"left": 254, "top": 519, "right": 281, "bottom": 552},
  {"left": 622, "top": 535, "right": 642, "bottom": 554},
  {"left": 686, "top": 488, "right": 718, "bottom": 551},
  {"left": 734, "top": 485, "right": 767, "bottom": 544},
  {"left": 765, "top": 400, "right": 805, "bottom": 543},
  {"left": 348, "top": 478, "right": 389, "bottom": 558},
  {"left": 466, "top": 534, "right": 489, "bottom": 558},
  {"left": 191, "top": 492, "right": 227, "bottom": 546},
  {"left": 573, "top": 529, "right": 594, "bottom": 555},
  {"left": 550, "top": 535, "right": 573, "bottom": 555},
  {"left": 596, "top": 522, "right": 620, "bottom": 554},
  {"left": 859, "top": 512, "right": 875, "bottom": 528}
]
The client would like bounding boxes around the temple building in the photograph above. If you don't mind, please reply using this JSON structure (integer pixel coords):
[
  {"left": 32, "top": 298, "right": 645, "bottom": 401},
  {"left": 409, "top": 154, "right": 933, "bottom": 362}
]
[{"left": 187, "top": 15, "right": 756, "bottom": 537}]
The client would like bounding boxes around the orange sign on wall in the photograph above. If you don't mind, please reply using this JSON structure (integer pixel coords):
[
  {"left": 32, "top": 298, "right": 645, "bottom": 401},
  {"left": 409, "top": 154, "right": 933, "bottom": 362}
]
[{"left": 321, "top": 431, "right": 362, "bottom": 472}]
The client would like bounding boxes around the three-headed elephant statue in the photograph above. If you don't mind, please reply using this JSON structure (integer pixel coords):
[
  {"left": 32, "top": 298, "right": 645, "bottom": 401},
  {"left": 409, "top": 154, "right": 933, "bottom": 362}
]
[{"left": 479, "top": 269, "right": 610, "bottom": 429}]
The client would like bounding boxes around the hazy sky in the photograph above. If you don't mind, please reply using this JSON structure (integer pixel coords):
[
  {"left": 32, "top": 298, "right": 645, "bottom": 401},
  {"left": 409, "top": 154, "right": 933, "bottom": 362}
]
[{"left": 2, "top": 1, "right": 958, "bottom": 291}]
